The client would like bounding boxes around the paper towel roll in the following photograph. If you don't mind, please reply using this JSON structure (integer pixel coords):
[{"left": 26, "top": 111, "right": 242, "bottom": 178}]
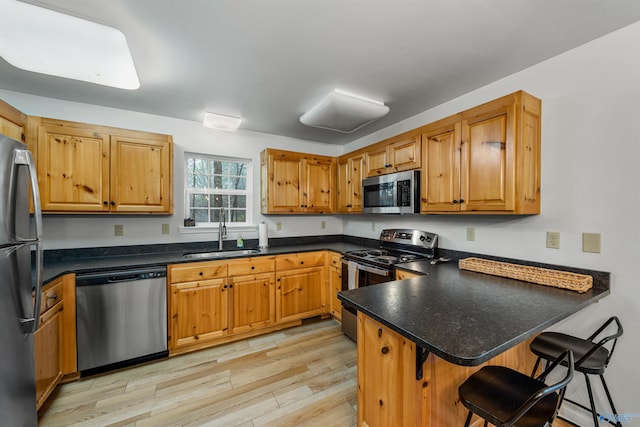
[{"left": 258, "top": 222, "right": 268, "bottom": 248}]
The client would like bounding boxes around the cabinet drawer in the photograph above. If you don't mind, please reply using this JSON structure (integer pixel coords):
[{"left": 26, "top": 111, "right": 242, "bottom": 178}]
[
  {"left": 228, "top": 256, "right": 275, "bottom": 276},
  {"left": 169, "top": 261, "right": 228, "bottom": 284},
  {"left": 40, "top": 281, "right": 63, "bottom": 315},
  {"left": 276, "top": 251, "right": 326, "bottom": 270}
]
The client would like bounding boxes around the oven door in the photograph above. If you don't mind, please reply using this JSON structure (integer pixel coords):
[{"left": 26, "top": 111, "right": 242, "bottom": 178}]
[{"left": 340, "top": 259, "right": 392, "bottom": 342}]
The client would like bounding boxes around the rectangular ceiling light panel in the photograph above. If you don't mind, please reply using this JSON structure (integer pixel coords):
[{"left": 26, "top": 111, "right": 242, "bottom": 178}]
[
  {"left": 0, "top": 0, "right": 140, "bottom": 89},
  {"left": 300, "top": 89, "right": 390, "bottom": 133},
  {"left": 203, "top": 112, "right": 242, "bottom": 131}
]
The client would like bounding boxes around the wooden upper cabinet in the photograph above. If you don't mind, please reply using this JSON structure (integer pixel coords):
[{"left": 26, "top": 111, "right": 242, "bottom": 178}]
[
  {"left": 0, "top": 99, "right": 26, "bottom": 141},
  {"left": 337, "top": 153, "right": 365, "bottom": 213},
  {"left": 421, "top": 91, "right": 541, "bottom": 214},
  {"left": 110, "top": 135, "right": 172, "bottom": 213},
  {"left": 37, "top": 125, "right": 111, "bottom": 212},
  {"left": 365, "top": 131, "right": 421, "bottom": 177},
  {"left": 261, "top": 148, "right": 336, "bottom": 214},
  {"left": 31, "top": 117, "right": 173, "bottom": 214}
]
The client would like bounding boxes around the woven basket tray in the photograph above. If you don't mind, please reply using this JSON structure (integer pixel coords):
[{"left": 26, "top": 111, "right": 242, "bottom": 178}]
[{"left": 458, "top": 258, "right": 593, "bottom": 293}]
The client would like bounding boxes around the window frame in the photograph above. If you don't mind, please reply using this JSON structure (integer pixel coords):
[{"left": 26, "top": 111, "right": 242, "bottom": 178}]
[{"left": 184, "top": 152, "right": 253, "bottom": 228}]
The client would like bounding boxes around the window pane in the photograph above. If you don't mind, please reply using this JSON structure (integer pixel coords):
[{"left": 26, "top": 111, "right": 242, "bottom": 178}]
[
  {"left": 230, "top": 195, "right": 246, "bottom": 208},
  {"left": 191, "top": 209, "right": 209, "bottom": 223},
  {"left": 186, "top": 154, "right": 250, "bottom": 224}
]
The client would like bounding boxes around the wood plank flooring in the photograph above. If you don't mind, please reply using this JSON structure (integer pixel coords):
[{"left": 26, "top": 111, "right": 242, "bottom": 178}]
[{"left": 38, "top": 319, "right": 576, "bottom": 427}]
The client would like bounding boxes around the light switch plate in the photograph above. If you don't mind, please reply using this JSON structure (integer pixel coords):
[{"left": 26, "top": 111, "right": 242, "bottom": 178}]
[
  {"left": 162, "top": 224, "right": 170, "bottom": 235},
  {"left": 114, "top": 224, "right": 124, "bottom": 236},
  {"left": 582, "top": 232, "right": 601, "bottom": 253},
  {"left": 275, "top": 221, "right": 282, "bottom": 231}
]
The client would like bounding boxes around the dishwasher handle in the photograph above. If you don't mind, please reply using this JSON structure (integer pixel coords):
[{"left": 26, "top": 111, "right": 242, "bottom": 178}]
[{"left": 76, "top": 268, "right": 167, "bottom": 286}]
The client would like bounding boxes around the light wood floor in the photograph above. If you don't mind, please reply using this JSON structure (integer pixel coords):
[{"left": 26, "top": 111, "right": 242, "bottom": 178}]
[{"left": 38, "top": 319, "right": 575, "bottom": 427}]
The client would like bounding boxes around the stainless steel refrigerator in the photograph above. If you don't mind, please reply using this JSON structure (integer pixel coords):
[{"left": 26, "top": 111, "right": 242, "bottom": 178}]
[{"left": 1, "top": 134, "right": 43, "bottom": 426}]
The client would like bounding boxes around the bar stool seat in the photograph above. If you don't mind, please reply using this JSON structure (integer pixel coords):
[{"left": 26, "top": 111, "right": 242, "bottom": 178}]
[
  {"left": 459, "top": 350, "right": 573, "bottom": 427},
  {"left": 529, "top": 316, "right": 623, "bottom": 427}
]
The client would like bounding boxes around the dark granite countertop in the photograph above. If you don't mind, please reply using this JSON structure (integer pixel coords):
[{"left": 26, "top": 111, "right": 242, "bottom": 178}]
[
  {"left": 338, "top": 259, "right": 610, "bottom": 367},
  {"left": 39, "top": 236, "right": 373, "bottom": 285}
]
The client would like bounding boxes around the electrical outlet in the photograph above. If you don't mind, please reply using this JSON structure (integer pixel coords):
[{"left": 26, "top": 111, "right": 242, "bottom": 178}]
[
  {"left": 466, "top": 227, "right": 475, "bottom": 241},
  {"left": 276, "top": 221, "right": 282, "bottom": 231},
  {"left": 371, "top": 222, "right": 376, "bottom": 232},
  {"left": 321, "top": 220, "right": 326, "bottom": 229},
  {"left": 546, "top": 231, "right": 560, "bottom": 249},
  {"left": 582, "top": 232, "right": 601, "bottom": 253},
  {"left": 114, "top": 224, "right": 124, "bottom": 237},
  {"left": 162, "top": 224, "right": 170, "bottom": 235}
]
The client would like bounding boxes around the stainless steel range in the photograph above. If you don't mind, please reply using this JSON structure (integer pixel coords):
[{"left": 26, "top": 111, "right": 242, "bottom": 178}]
[{"left": 341, "top": 229, "right": 438, "bottom": 341}]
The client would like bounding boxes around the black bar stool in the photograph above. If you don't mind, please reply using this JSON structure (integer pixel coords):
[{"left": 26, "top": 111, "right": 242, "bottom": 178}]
[
  {"left": 458, "top": 349, "right": 574, "bottom": 427},
  {"left": 529, "top": 316, "right": 623, "bottom": 427}
]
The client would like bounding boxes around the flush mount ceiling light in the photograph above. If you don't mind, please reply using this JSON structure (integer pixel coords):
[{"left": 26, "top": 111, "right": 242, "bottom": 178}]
[
  {"left": 203, "top": 112, "right": 242, "bottom": 131},
  {"left": 300, "top": 89, "right": 390, "bottom": 133},
  {"left": 0, "top": 0, "right": 140, "bottom": 89}
]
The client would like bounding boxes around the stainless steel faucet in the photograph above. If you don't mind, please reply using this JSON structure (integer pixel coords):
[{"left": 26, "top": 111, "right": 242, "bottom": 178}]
[{"left": 218, "top": 206, "right": 226, "bottom": 250}]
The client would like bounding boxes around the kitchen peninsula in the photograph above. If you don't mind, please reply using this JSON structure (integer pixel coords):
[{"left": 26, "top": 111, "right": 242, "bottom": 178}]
[{"left": 338, "top": 260, "right": 609, "bottom": 427}]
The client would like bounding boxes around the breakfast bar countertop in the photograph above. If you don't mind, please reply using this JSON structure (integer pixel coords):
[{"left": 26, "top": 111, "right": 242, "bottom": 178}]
[{"left": 337, "top": 260, "right": 609, "bottom": 366}]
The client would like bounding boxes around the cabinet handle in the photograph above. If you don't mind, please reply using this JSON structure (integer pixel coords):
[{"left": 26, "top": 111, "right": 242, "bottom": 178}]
[
  {"left": 452, "top": 199, "right": 458, "bottom": 204},
  {"left": 110, "top": 201, "right": 116, "bottom": 206},
  {"left": 459, "top": 199, "right": 465, "bottom": 204},
  {"left": 251, "top": 266, "right": 255, "bottom": 270},
  {"left": 378, "top": 328, "right": 383, "bottom": 337},
  {"left": 103, "top": 201, "right": 108, "bottom": 206},
  {"left": 199, "top": 272, "right": 203, "bottom": 276},
  {"left": 300, "top": 261, "right": 304, "bottom": 265},
  {"left": 381, "top": 346, "right": 390, "bottom": 354},
  {"left": 229, "top": 284, "right": 233, "bottom": 288}
]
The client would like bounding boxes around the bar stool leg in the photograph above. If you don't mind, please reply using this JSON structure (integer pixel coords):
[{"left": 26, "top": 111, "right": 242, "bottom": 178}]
[
  {"left": 464, "top": 411, "right": 472, "bottom": 427},
  {"left": 584, "top": 373, "right": 600, "bottom": 427},
  {"left": 600, "top": 374, "right": 623, "bottom": 427},
  {"left": 531, "top": 356, "right": 542, "bottom": 377}
]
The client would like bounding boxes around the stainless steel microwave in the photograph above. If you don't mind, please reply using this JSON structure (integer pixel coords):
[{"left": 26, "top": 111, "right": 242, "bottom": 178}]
[{"left": 362, "top": 170, "right": 420, "bottom": 214}]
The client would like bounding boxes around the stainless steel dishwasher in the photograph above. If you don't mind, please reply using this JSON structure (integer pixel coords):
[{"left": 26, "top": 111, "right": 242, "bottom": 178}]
[{"left": 76, "top": 267, "right": 168, "bottom": 375}]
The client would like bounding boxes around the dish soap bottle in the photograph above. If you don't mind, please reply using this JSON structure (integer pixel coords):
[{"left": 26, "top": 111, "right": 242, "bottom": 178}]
[{"left": 236, "top": 234, "right": 244, "bottom": 248}]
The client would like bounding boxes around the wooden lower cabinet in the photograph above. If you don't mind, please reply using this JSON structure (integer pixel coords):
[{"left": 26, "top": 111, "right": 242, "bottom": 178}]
[
  {"left": 34, "top": 273, "right": 77, "bottom": 410},
  {"left": 170, "top": 278, "right": 229, "bottom": 349},
  {"left": 357, "top": 313, "right": 537, "bottom": 427},
  {"left": 328, "top": 252, "right": 343, "bottom": 320},
  {"left": 395, "top": 269, "right": 422, "bottom": 280},
  {"left": 230, "top": 272, "right": 275, "bottom": 335},
  {"left": 34, "top": 303, "right": 63, "bottom": 409},
  {"left": 168, "top": 257, "right": 280, "bottom": 353},
  {"left": 276, "top": 266, "right": 325, "bottom": 323}
]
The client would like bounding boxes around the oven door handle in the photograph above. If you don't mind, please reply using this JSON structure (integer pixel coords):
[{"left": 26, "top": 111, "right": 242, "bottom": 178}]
[{"left": 342, "top": 258, "right": 391, "bottom": 277}]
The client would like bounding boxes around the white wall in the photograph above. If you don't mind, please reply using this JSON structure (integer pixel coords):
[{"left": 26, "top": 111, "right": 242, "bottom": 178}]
[
  {"left": 0, "top": 90, "right": 345, "bottom": 249},
  {"left": 343, "top": 22, "right": 640, "bottom": 425},
  {"left": 3, "top": 19, "right": 640, "bottom": 425}
]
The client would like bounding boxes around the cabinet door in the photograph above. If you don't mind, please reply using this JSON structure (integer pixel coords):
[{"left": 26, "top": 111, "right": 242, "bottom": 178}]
[
  {"left": 0, "top": 100, "right": 25, "bottom": 140},
  {"left": 0, "top": 116, "right": 23, "bottom": 141},
  {"left": 421, "top": 122, "right": 461, "bottom": 212},
  {"left": 169, "top": 279, "right": 229, "bottom": 350},
  {"left": 276, "top": 266, "right": 324, "bottom": 323},
  {"left": 357, "top": 313, "right": 420, "bottom": 427},
  {"left": 328, "top": 265, "right": 342, "bottom": 320},
  {"left": 365, "top": 145, "right": 389, "bottom": 176},
  {"left": 461, "top": 105, "right": 515, "bottom": 212},
  {"left": 110, "top": 135, "right": 173, "bottom": 213},
  {"left": 337, "top": 154, "right": 365, "bottom": 213},
  {"left": 37, "top": 126, "right": 110, "bottom": 212},
  {"left": 34, "top": 304, "right": 63, "bottom": 409},
  {"left": 230, "top": 273, "right": 275, "bottom": 335},
  {"left": 388, "top": 136, "right": 421, "bottom": 173},
  {"left": 303, "top": 157, "right": 335, "bottom": 213},
  {"left": 265, "top": 151, "right": 304, "bottom": 213}
]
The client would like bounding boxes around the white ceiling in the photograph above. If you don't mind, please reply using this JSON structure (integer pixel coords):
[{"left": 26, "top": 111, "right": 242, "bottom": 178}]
[{"left": 2, "top": 0, "right": 640, "bottom": 145}]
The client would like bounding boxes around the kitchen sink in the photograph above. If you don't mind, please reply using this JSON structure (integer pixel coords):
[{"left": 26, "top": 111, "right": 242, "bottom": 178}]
[{"left": 183, "top": 249, "right": 261, "bottom": 260}]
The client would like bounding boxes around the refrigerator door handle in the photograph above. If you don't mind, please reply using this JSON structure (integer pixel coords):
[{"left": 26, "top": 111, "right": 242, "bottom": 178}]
[{"left": 14, "top": 149, "right": 43, "bottom": 332}]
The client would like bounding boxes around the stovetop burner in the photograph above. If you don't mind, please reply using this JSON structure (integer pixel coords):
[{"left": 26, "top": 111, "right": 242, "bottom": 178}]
[{"left": 343, "top": 229, "right": 438, "bottom": 268}]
